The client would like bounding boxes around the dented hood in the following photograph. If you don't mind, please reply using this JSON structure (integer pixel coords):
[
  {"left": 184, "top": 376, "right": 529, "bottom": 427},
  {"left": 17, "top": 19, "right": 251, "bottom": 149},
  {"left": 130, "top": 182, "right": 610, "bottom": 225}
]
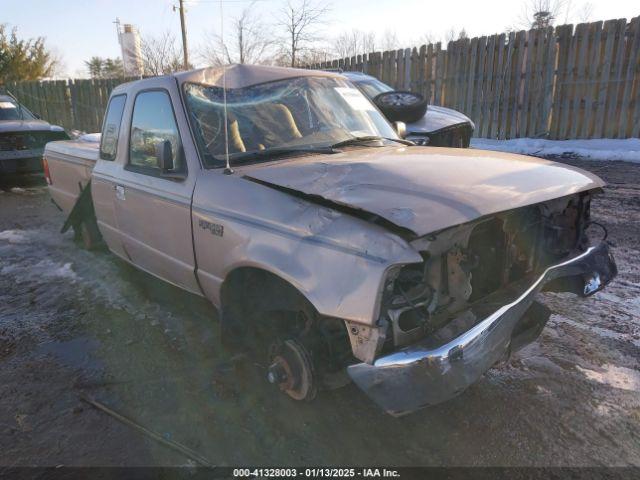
[{"left": 243, "top": 146, "right": 604, "bottom": 237}]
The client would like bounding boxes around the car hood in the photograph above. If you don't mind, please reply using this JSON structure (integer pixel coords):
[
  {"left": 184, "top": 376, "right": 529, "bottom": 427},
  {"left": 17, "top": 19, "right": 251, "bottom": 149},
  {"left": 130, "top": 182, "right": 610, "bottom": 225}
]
[
  {"left": 0, "top": 119, "right": 55, "bottom": 133},
  {"left": 407, "top": 105, "right": 473, "bottom": 134},
  {"left": 242, "top": 146, "right": 604, "bottom": 237}
]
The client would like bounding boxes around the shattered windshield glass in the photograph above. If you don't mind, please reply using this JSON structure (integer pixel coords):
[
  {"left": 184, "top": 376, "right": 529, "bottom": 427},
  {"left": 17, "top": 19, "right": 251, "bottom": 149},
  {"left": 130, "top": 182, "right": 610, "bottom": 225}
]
[{"left": 183, "top": 76, "right": 397, "bottom": 167}]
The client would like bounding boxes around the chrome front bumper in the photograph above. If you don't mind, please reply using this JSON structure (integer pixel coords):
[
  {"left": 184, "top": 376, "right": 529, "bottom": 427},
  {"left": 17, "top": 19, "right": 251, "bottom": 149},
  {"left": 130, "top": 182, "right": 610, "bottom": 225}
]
[{"left": 347, "top": 242, "right": 617, "bottom": 416}]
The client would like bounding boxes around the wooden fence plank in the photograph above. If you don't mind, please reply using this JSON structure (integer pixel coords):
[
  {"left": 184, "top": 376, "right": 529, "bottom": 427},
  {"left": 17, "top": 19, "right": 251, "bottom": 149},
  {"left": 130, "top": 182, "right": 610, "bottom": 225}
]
[
  {"left": 448, "top": 41, "right": 458, "bottom": 108},
  {"left": 509, "top": 31, "right": 526, "bottom": 139},
  {"left": 404, "top": 48, "right": 412, "bottom": 90},
  {"left": 520, "top": 30, "right": 536, "bottom": 137},
  {"left": 490, "top": 33, "right": 506, "bottom": 138},
  {"left": 540, "top": 27, "right": 557, "bottom": 137},
  {"left": 472, "top": 37, "right": 487, "bottom": 132},
  {"left": 549, "top": 24, "right": 573, "bottom": 138},
  {"left": 571, "top": 23, "right": 590, "bottom": 138},
  {"left": 593, "top": 20, "right": 618, "bottom": 137},
  {"left": 620, "top": 18, "right": 640, "bottom": 137},
  {"left": 425, "top": 44, "right": 434, "bottom": 103},
  {"left": 457, "top": 39, "right": 471, "bottom": 112},
  {"left": 558, "top": 24, "right": 580, "bottom": 138},
  {"left": 465, "top": 37, "right": 478, "bottom": 118},
  {"left": 479, "top": 35, "right": 494, "bottom": 138},
  {"left": 434, "top": 43, "right": 445, "bottom": 104},
  {"left": 605, "top": 19, "right": 627, "bottom": 138},
  {"left": 530, "top": 28, "right": 549, "bottom": 136},
  {"left": 499, "top": 32, "right": 516, "bottom": 139},
  {"left": 583, "top": 21, "right": 603, "bottom": 138},
  {"left": 395, "top": 49, "right": 402, "bottom": 89}
]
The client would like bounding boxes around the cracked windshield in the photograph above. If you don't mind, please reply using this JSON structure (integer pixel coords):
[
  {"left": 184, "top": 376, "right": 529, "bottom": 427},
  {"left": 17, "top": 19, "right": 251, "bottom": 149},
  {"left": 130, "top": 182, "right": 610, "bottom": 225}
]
[{"left": 184, "top": 76, "right": 397, "bottom": 165}]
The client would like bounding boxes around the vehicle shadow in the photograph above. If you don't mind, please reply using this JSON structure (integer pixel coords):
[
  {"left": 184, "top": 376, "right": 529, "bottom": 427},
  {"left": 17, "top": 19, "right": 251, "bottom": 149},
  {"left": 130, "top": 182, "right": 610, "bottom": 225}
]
[{"left": 0, "top": 173, "right": 46, "bottom": 191}]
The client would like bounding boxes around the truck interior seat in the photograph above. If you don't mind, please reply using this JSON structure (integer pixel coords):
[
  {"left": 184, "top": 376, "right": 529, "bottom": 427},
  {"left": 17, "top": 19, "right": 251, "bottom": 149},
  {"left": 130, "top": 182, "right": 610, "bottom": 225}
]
[{"left": 237, "top": 103, "right": 302, "bottom": 151}]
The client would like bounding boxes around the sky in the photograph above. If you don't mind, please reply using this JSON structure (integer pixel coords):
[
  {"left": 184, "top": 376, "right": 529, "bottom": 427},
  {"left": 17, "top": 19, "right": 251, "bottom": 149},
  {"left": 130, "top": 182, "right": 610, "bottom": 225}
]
[{"left": 3, "top": 0, "right": 639, "bottom": 77}]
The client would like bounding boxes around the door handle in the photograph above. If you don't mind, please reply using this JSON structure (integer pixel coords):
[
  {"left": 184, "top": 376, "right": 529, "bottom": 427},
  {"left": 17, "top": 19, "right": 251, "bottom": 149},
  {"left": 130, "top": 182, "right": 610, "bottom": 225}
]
[{"left": 115, "top": 184, "right": 126, "bottom": 200}]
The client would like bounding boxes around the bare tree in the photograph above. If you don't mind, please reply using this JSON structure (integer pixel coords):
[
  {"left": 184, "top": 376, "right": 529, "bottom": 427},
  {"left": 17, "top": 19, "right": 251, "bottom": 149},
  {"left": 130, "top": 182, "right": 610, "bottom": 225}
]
[
  {"left": 201, "top": 2, "right": 274, "bottom": 66},
  {"left": 140, "top": 31, "right": 184, "bottom": 76},
  {"left": 411, "top": 32, "right": 437, "bottom": 47},
  {"left": 332, "top": 29, "right": 376, "bottom": 58},
  {"left": 575, "top": 1, "right": 594, "bottom": 22},
  {"left": 276, "top": 0, "right": 329, "bottom": 67},
  {"left": 518, "top": 0, "right": 566, "bottom": 29},
  {"left": 378, "top": 29, "right": 400, "bottom": 51},
  {"left": 445, "top": 28, "right": 469, "bottom": 43}
]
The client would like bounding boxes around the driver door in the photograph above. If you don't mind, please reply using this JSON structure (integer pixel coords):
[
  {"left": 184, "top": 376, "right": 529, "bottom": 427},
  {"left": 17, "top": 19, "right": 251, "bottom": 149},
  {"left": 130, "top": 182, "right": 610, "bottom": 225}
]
[{"left": 113, "top": 87, "right": 201, "bottom": 294}]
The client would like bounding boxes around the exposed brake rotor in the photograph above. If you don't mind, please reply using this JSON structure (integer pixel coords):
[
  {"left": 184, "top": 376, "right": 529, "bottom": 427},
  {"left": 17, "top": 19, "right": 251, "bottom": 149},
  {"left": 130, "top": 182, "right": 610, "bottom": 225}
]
[{"left": 267, "top": 339, "right": 317, "bottom": 401}]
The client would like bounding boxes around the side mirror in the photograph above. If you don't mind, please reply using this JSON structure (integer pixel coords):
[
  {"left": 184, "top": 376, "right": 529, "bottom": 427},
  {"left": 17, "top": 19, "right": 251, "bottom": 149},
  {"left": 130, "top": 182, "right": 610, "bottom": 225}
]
[
  {"left": 393, "top": 121, "right": 407, "bottom": 139},
  {"left": 155, "top": 140, "right": 174, "bottom": 172}
]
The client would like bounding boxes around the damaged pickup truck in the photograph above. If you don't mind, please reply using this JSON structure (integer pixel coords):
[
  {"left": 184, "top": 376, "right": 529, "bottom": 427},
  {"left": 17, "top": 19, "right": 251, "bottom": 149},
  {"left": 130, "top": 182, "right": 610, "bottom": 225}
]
[{"left": 44, "top": 65, "right": 617, "bottom": 416}]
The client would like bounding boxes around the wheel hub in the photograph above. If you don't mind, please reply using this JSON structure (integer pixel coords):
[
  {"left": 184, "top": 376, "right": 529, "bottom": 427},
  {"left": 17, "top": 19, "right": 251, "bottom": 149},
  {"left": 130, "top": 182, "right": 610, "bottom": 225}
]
[{"left": 267, "top": 339, "right": 317, "bottom": 401}]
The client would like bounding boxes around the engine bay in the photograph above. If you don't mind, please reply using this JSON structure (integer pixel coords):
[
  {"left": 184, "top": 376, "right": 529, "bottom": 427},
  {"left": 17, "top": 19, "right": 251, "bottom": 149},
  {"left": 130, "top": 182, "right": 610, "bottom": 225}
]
[{"left": 379, "top": 192, "right": 595, "bottom": 348}]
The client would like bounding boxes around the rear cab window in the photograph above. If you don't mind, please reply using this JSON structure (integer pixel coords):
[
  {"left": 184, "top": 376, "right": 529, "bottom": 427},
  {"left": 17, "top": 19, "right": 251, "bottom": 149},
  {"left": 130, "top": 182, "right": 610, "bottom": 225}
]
[{"left": 99, "top": 94, "right": 127, "bottom": 160}]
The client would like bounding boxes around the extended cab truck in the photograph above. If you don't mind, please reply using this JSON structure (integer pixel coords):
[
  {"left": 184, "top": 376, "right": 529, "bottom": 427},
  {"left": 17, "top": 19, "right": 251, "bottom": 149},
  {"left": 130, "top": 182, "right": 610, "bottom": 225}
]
[{"left": 45, "top": 65, "right": 617, "bottom": 416}]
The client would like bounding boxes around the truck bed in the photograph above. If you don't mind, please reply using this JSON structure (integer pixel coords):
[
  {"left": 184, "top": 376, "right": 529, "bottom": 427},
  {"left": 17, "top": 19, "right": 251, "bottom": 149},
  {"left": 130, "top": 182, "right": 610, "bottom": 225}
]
[{"left": 45, "top": 138, "right": 99, "bottom": 215}]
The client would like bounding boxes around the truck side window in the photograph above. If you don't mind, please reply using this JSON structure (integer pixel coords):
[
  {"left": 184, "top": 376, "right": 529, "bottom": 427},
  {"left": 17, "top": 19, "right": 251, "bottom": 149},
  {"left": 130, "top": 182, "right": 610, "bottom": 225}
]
[
  {"left": 129, "top": 90, "right": 182, "bottom": 172},
  {"left": 99, "top": 94, "right": 126, "bottom": 160}
]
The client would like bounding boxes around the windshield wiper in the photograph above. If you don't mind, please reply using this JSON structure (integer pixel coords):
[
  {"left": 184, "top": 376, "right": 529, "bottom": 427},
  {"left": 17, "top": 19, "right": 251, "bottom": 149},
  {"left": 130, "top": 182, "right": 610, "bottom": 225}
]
[
  {"left": 212, "top": 146, "right": 338, "bottom": 164},
  {"left": 331, "top": 136, "right": 414, "bottom": 149}
]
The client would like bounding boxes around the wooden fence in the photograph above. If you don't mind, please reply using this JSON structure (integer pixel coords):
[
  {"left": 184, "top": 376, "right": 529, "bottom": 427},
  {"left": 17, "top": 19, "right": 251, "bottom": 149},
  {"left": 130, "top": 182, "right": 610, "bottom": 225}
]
[
  {"left": 2, "top": 77, "right": 139, "bottom": 133},
  {"left": 312, "top": 16, "right": 640, "bottom": 140},
  {"left": 2, "top": 17, "right": 640, "bottom": 139}
]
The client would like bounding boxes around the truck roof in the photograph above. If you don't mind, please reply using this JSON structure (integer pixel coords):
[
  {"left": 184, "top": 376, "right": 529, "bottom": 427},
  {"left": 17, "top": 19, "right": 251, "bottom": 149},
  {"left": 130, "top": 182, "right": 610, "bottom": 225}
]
[{"left": 112, "top": 64, "right": 345, "bottom": 94}]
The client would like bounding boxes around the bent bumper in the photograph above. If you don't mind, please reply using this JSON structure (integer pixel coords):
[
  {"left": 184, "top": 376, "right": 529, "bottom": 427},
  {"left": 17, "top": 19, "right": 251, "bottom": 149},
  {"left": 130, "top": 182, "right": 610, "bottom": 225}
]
[{"left": 347, "top": 242, "right": 617, "bottom": 416}]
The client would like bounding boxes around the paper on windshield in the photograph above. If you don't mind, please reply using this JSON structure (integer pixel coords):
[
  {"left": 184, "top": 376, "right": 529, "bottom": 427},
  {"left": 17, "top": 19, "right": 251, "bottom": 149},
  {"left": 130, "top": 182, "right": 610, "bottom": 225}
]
[
  {"left": 334, "top": 87, "right": 375, "bottom": 111},
  {"left": 0, "top": 102, "right": 17, "bottom": 109}
]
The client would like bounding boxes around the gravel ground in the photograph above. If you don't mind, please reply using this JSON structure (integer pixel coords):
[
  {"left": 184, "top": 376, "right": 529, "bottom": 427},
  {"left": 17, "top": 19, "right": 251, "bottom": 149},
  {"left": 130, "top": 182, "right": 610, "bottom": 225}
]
[{"left": 0, "top": 158, "right": 639, "bottom": 467}]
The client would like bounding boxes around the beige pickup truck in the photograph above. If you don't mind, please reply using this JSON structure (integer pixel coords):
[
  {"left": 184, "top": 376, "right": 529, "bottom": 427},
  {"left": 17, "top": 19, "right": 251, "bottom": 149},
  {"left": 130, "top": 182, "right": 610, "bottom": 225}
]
[{"left": 44, "top": 64, "right": 617, "bottom": 416}]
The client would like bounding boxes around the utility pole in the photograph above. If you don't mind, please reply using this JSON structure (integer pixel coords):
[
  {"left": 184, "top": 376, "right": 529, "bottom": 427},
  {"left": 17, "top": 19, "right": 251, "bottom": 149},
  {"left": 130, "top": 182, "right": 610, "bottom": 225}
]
[{"left": 178, "top": 0, "right": 189, "bottom": 69}]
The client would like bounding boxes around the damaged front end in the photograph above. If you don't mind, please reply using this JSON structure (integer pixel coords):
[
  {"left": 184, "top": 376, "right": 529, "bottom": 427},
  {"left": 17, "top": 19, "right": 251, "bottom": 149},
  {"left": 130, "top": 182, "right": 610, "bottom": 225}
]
[{"left": 347, "top": 191, "right": 617, "bottom": 415}]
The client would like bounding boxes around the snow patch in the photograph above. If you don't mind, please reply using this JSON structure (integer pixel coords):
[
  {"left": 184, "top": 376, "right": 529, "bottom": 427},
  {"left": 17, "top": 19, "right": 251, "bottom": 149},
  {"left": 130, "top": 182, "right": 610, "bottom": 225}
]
[
  {"left": 1, "top": 259, "right": 77, "bottom": 283},
  {"left": 46, "top": 262, "right": 78, "bottom": 281},
  {"left": 79, "top": 133, "right": 101, "bottom": 142},
  {"left": 0, "top": 229, "right": 32, "bottom": 244},
  {"left": 576, "top": 364, "right": 640, "bottom": 392},
  {"left": 471, "top": 138, "right": 640, "bottom": 163}
]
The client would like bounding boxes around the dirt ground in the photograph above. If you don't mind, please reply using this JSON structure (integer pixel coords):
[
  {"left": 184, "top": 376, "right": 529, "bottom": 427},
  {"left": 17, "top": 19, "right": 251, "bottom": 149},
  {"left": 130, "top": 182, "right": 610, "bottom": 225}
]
[{"left": 0, "top": 157, "right": 639, "bottom": 467}]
